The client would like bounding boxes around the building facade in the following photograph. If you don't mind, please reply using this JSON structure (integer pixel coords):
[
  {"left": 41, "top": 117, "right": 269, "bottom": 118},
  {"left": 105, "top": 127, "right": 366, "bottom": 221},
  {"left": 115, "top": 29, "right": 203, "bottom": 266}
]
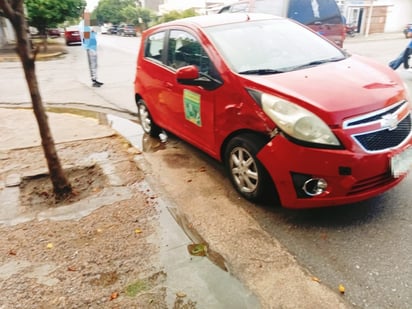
[{"left": 338, "top": 0, "right": 412, "bottom": 35}]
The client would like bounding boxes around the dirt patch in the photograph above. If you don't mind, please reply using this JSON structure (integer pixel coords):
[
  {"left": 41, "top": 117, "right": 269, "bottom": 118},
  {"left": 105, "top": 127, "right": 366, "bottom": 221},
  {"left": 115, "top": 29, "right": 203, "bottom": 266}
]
[
  {"left": 19, "top": 165, "right": 108, "bottom": 209},
  {"left": 0, "top": 135, "right": 196, "bottom": 308}
]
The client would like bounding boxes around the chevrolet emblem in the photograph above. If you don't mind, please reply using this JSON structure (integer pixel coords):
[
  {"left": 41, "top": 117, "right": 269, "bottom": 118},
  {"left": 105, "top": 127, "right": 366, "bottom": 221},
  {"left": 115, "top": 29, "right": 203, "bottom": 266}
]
[{"left": 381, "top": 113, "right": 399, "bottom": 131}]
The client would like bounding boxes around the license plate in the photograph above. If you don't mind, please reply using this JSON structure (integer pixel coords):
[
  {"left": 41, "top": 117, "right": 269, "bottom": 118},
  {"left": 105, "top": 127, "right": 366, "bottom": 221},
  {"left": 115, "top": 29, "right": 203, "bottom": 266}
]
[{"left": 391, "top": 146, "right": 412, "bottom": 177}]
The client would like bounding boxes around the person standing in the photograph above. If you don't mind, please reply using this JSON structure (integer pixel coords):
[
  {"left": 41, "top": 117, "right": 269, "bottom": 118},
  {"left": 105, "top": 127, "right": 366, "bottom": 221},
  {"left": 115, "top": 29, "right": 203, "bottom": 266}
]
[
  {"left": 79, "top": 15, "right": 104, "bottom": 87},
  {"left": 84, "top": 29, "right": 103, "bottom": 87}
]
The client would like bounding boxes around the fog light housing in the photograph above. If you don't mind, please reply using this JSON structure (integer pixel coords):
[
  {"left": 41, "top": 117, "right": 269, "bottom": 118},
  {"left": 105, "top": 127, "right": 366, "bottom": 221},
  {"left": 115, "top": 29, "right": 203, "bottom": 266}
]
[{"left": 302, "top": 178, "right": 328, "bottom": 196}]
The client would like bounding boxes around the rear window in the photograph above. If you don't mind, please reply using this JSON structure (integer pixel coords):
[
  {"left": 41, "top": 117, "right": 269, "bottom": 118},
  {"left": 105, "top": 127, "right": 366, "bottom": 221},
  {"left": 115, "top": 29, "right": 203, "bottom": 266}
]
[{"left": 287, "top": 0, "right": 342, "bottom": 25}]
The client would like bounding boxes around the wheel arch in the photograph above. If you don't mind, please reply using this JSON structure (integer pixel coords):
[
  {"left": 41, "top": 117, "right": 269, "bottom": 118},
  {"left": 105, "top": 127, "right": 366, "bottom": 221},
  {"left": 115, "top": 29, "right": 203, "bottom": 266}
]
[
  {"left": 221, "top": 129, "right": 280, "bottom": 204},
  {"left": 135, "top": 93, "right": 143, "bottom": 107},
  {"left": 219, "top": 129, "right": 271, "bottom": 163}
]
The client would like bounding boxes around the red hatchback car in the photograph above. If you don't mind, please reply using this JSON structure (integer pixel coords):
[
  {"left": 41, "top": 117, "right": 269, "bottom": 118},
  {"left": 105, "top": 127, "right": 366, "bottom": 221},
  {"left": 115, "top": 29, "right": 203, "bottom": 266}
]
[{"left": 134, "top": 13, "right": 412, "bottom": 209}]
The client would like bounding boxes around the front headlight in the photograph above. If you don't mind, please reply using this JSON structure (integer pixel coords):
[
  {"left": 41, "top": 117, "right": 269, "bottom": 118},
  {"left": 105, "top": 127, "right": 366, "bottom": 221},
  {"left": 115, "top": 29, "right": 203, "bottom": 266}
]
[{"left": 259, "top": 92, "right": 340, "bottom": 146}]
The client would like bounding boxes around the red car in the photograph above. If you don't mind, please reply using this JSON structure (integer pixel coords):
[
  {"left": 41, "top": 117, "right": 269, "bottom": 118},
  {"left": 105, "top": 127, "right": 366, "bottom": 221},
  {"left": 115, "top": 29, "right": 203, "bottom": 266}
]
[
  {"left": 64, "top": 26, "right": 82, "bottom": 45},
  {"left": 134, "top": 13, "right": 412, "bottom": 209}
]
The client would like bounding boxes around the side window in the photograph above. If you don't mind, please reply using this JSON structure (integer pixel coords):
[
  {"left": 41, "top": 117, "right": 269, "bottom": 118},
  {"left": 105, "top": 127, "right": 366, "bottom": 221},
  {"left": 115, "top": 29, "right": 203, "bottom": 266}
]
[
  {"left": 166, "top": 30, "right": 211, "bottom": 74},
  {"left": 144, "top": 31, "right": 165, "bottom": 63}
]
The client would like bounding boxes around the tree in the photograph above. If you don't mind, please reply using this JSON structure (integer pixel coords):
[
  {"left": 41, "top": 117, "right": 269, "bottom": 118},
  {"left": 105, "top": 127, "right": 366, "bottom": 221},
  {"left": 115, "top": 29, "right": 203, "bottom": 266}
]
[
  {"left": 136, "top": 7, "right": 155, "bottom": 30},
  {"left": 0, "top": 0, "right": 73, "bottom": 199},
  {"left": 119, "top": 5, "right": 155, "bottom": 29},
  {"left": 157, "top": 9, "right": 198, "bottom": 24},
  {"left": 25, "top": 0, "right": 86, "bottom": 35},
  {"left": 94, "top": 0, "right": 134, "bottom": 25}
]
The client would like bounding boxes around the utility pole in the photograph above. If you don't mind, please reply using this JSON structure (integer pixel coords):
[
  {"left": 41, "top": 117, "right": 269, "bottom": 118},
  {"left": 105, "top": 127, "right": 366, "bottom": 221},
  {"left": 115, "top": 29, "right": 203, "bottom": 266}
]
[{"left": 364, "top": 0, "right": 375, "bottom": 37}]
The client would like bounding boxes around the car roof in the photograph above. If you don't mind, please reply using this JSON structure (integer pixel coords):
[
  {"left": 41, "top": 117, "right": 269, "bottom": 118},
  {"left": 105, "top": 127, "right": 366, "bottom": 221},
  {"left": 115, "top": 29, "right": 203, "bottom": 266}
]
[{"left": 150, "top": 13, "right": 282, "bottom": 30}]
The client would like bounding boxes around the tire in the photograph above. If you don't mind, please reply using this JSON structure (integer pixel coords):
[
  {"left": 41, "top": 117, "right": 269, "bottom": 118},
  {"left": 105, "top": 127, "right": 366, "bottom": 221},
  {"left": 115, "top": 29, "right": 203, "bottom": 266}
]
[
  {"left": 137, "top": 99, "right": 161, "bottom": 137},
  {"left": 224, "top": 134, "right": 274, "bottom": 203}
]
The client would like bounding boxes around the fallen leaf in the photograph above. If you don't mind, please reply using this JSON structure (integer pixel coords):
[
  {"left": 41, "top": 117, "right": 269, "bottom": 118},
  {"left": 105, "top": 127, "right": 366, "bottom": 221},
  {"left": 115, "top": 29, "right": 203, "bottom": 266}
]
[
  {"left": 135, "top": 228, "right": 142, "bottom": 234},
  {"left": 338, "top": 284, "right": 345, "bottom": 294},
  {"left": 46, "top": 243, "right": 53, "bottom": 249},
  {"left": 40, "top": 191, "right": 49, "bottom": 197},
  {"left": 312, "top": 277, "right": 321, "bottom": 283},
  {"left": 110, "top": 292, "right": 119, "bottom": 300},
  {"left": 176, "top": 291, "right": 186, "bottom": 298},
  {"left": 187, "top": 243, "right": 207, "bottom": 256}
]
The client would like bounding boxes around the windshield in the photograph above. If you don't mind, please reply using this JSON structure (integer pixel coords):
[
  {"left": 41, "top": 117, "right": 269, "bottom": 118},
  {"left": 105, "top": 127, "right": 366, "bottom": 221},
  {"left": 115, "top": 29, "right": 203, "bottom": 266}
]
[{"left": 204, "top": 18, "right": 347, "bottom": 74}]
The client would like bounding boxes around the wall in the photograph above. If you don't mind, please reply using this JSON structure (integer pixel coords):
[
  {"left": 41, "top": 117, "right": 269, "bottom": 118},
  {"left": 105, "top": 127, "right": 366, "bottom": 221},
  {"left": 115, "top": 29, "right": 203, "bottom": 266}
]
[
  {"left": 385, "top": 0, "right": 412, "bottom": 32},
  {"left": 0, "top": 17, "right": 15, "bottom": 47}
]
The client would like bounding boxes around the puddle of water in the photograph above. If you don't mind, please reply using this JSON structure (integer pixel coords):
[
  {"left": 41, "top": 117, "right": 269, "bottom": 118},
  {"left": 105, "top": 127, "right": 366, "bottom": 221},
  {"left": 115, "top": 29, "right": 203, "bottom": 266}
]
[
  {"left": 106, "top": 112, "right": 261, "bottom": 308},
  {"left": 136, "top": 180, "right": 260, "bottom": 309},
  {"left": 107, "top": 114, "right": 168, "bottom": 153}
]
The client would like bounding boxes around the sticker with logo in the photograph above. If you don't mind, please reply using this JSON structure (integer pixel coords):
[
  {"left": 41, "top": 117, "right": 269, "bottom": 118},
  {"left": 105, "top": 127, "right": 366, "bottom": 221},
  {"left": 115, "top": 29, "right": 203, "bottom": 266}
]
[{"left": 183, "top": 89, "right": 201, "bottom": 126}]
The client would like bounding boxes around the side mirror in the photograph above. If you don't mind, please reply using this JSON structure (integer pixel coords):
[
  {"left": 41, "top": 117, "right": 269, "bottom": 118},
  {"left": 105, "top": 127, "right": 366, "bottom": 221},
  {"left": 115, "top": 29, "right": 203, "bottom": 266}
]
[
  {"left": 176, "top": 65, "right": 199, "bottom": 81},
  {"left": 176, "top": 65, "right": 222, "bottom": 91}
]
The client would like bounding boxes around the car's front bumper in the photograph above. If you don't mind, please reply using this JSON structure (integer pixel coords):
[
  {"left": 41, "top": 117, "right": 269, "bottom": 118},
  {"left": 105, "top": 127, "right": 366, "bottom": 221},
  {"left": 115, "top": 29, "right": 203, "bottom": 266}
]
[{"left": 258, "top": 133, "right": 412, "bottom": 209}]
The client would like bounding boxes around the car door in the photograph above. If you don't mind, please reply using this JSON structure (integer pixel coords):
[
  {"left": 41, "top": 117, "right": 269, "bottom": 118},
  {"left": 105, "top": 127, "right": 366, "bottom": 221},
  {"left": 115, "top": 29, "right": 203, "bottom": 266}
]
[{"left": 160, "top": 29, "right": 223, "bottom": 154}]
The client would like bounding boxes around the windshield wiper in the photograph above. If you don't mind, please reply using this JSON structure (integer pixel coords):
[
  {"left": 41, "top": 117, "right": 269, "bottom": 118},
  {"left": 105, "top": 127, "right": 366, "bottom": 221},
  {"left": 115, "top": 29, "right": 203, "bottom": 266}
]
[
  {"left": 292, "top": 57, "right": 345, "bottom": 70},
  {"left": 238, "top": 69, "right": 285, "bottom": 75}
]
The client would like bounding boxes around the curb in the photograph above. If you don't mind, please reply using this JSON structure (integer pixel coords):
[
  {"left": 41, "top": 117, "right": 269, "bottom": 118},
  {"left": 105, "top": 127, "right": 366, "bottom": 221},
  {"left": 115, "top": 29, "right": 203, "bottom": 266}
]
[{"left": 0, "top": 51, "right": 65, "bottom": 62}]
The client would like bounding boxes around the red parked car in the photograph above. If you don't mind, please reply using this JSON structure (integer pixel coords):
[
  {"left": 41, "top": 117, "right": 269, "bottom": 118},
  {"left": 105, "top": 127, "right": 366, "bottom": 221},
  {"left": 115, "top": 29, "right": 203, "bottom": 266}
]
[
  {"left": 134, "top": 13, "right": 412, "bottom": 209},
  {"left": 64, "top": 26, "right": 82, "bottom": 45}
]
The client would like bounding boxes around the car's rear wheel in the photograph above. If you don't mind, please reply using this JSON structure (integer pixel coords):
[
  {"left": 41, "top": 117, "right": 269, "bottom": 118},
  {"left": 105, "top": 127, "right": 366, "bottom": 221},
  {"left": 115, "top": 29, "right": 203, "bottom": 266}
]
[
  {"left": 224, "top": 134, "right": 274, "bottom": 203},
  {"left": 137, "top": 99, "right": 161, "bottom": 137}
]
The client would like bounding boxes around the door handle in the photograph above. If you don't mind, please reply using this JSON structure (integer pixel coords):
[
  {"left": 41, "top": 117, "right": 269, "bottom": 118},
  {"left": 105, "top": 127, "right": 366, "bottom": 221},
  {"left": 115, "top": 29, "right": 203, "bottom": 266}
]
[{"left": 164, "top": 81, "right": 173, "bottom": 88}]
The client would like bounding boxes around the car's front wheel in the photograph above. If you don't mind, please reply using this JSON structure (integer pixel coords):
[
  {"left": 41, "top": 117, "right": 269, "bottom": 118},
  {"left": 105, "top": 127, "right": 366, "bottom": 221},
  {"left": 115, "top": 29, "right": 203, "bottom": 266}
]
[
  {"left": 137, "top": 99, "right": 161, "bottom": 137},
  {"left": 224, "top": 134, "right": 274, "bottom": 203}
]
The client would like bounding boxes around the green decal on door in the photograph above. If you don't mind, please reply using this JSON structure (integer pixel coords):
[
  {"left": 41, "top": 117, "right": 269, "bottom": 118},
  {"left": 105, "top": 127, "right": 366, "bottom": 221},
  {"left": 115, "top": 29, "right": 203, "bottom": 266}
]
[{"left": 183, "top": 89, "right": 201, "bottom": 126}]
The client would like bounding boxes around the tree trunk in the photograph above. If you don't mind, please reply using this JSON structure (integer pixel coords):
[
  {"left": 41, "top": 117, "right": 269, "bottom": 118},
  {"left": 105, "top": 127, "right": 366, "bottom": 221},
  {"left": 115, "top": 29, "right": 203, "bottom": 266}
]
[{"left": 0, "top": 0, "right": 72, "bottom": 198}]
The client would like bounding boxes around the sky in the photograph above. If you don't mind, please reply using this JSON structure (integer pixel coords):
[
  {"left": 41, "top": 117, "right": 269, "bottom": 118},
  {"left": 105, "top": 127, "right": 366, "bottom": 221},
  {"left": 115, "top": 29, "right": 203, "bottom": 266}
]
[{"left": 86, "top": 0, "right": 99, "bottom": 12}]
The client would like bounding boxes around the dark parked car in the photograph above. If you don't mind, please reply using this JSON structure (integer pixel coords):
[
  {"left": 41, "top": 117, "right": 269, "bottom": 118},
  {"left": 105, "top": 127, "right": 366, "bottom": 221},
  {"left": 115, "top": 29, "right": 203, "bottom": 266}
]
[
  {"left": 64, "top": 26, "right": 82, "bottom": 45},
  {"left": 118, "top": 25, "right": 137, "bottom": 37},
  {"left": 108, "top": 25, "right": 118, "bottom": 35},
  {"left": 403, "top": 23, "right": 412, "bottom": 38}
]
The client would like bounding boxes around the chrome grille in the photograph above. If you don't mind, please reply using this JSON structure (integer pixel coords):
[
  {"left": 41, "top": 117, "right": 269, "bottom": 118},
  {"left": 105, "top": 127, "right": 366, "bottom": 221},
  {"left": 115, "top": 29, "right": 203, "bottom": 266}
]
[
  {"left": 353, "top": 114, "right": 411, "bottom": 151},
  {"left": 344, "top": 101, "right": 412, "bottom": 152}
]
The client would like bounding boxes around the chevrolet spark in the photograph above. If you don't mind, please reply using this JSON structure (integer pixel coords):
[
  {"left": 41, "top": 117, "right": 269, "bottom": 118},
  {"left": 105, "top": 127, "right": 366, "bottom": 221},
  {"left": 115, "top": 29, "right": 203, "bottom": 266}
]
[{"left": 134, "top": 13, "right": 412, "bottom": 209}]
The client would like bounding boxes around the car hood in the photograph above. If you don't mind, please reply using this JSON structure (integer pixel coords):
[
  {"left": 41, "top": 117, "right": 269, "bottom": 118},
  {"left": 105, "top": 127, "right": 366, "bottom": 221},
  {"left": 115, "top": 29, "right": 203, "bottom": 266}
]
[{"left": 240, "top": 55, "right": 406, "bottom": 125}]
